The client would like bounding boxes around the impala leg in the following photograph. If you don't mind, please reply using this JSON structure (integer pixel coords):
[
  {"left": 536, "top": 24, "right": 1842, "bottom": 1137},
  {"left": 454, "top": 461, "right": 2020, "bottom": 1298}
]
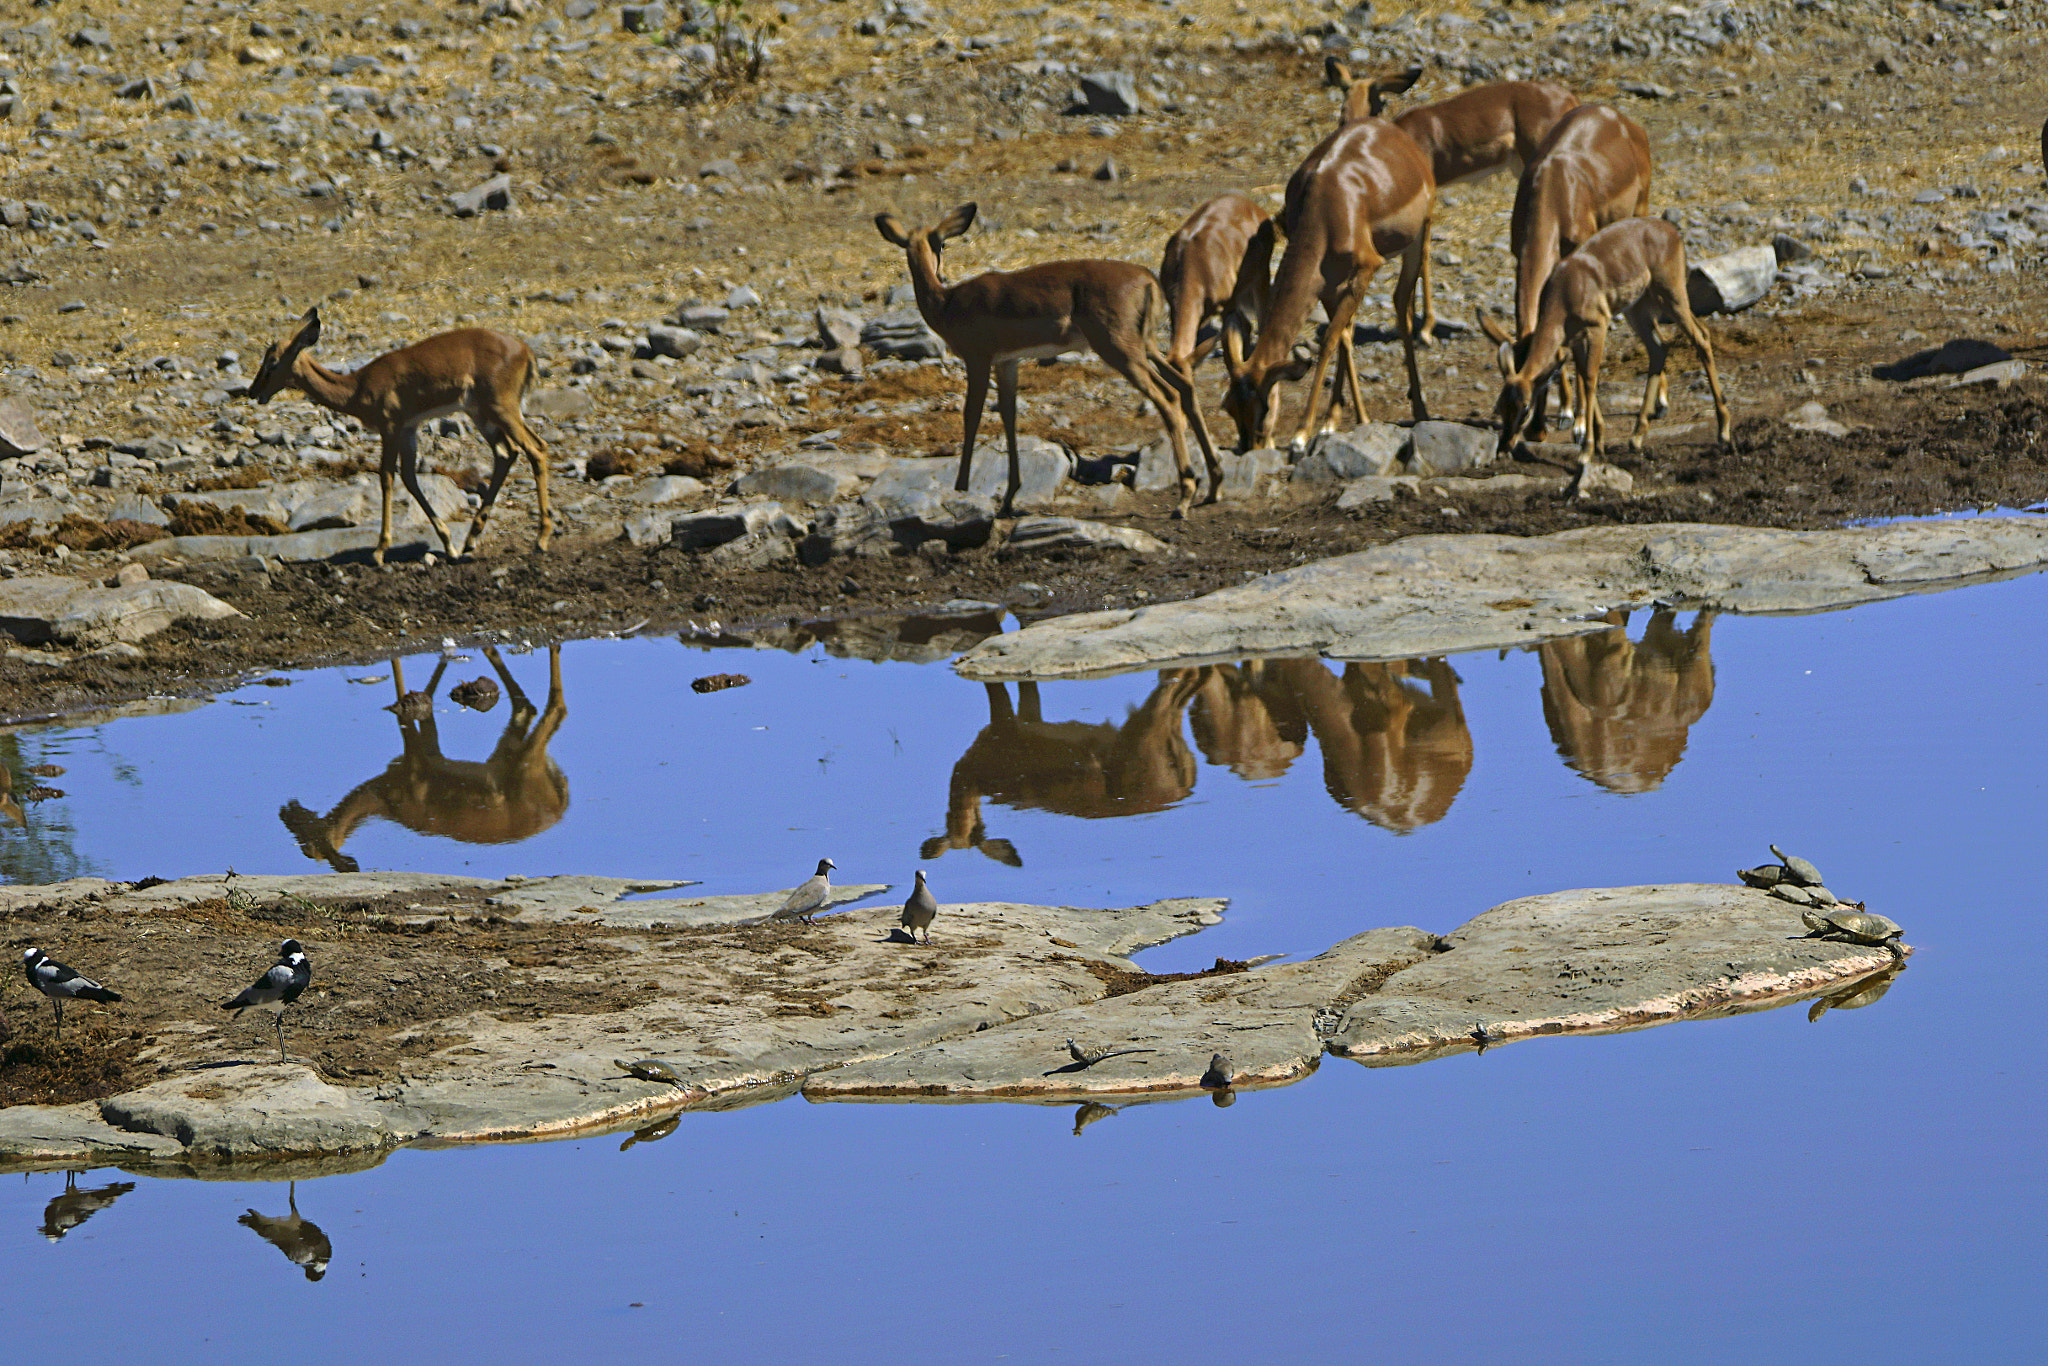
[
  {"left": 1625, "top": 298, "right": 1670, "bottom": 453},
  {"left": 958, "top": 360, "right": 992, "bottom": 496},
  {"left": 1339, "top": 326, "right": 1367, "bottom": 426},
  {"left": 1291, "top": 269, "right": 1372, "bottom": 452},
  {"left": 1574, "top": 323, "right": 1608, "bottom": 465},
  {"left": 375, "top": 433, "right": 400, "bottom": 566},
  {"left": 468, "top": 424, "right": 517, "bottom": 558},
  {"left": 994, "top": 358, "right": 1023, "bottom": 518},
  {"left": 1412, "top": 239, "right": 1438, "bottom": 349},
  {"left": 1391, "top": 226, "right": 1431, "bottom": 422},
  {"left": 510, "top": 413, "right": 554, "bottom": 552},
  {"left": 1116, "top": 351, "right": 1198, "bottom": 517},
  {"left": 1667, "top": 295, "right": 1733, "bottom": 447},
  {"left": 1156, "top": 356, "right": 1224, "bottom": 507},
  {"left": 395, "top": 426, "right": 458, "bottom": 559}
]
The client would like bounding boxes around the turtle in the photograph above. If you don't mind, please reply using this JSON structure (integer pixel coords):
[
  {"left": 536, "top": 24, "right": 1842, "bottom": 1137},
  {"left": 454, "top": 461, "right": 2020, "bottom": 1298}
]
[
  {"left": 1770, "top": 844, "right": 1825, "bottom": 888},
  {"left": 1798, "top": 907, "right": 1906, "bottom": 959},
  {"left": 1808, "top": 963, "right": 1904, "bottom": 1022},
  {"left": 614, "top": 1058, "right": 683, "bottom": 1086},
  {"left": 1769, "top": 882, "right": 1817, "bottom": 907},
  {"left": 1738, "top": 864, "right": 1787, "bottom": 888}
]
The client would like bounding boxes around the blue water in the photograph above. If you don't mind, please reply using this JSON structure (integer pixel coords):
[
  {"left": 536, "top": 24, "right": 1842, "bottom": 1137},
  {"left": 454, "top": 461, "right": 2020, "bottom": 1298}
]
[{"left": 3, "top": 569, "right": 2045, "bottom": 1364}]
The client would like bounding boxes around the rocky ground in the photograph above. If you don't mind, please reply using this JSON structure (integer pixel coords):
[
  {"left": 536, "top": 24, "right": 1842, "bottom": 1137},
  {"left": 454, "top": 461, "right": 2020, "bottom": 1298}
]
[
  {"left": 0, "top": 0, "right": 2043, "bottom": 718},
  {"left": 0, "top": 868, "right": 1902, "bottom": 1168}
]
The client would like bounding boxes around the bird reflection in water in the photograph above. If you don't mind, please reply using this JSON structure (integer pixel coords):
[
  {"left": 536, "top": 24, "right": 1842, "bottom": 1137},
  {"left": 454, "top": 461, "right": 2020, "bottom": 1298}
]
[
  {"left": 1538, "top": 609, "right": 1715, "bottom": 793},
  {"left": 1808, "top": 962, "right": 1906, "bottom": 1023},
  {"left": 922, "top": 674, "right": 1205, "bottom": 864},
  {"left": 279, "top": 644, "right": 567, "bottom": 871},
  {"left": 1189, "top": 658, "right": 1473, "bottom": 832},
  {"left": 39, "top": 1171, "right": 135, "bottom": 1242},
  {"left": 238, "top": 1180, "right": 332, "bottom": 1281},
  {"left": 1071, "top": 1101, "right": 1123, "bottom": 1136}
]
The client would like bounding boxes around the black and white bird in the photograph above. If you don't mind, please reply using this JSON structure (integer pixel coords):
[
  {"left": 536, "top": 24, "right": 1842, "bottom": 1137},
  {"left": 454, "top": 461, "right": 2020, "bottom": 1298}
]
[
  {"left": 770, "top": 858, "right": 835, "bottom": 925},
  {"left": 900, "top": 869, "right": 938, "bottom": 945},
  {"left": 21, "top": 948, "right": 123, "bottom": 1039},
  {"left": 221, "top": 939, "right": 311, "bottom": 1063},
  {"left": 238, "top": 1181, "right": 332, "bottom": 1282}
]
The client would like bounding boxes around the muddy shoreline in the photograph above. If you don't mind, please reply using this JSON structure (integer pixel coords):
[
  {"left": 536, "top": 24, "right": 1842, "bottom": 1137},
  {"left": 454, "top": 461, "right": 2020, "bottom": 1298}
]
[{"left": 0, "top": 381, "right": 2043, "bottom": 721}]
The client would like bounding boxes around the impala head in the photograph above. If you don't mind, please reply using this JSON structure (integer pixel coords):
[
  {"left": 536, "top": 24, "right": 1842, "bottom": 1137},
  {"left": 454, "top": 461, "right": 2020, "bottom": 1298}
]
[
  {"left": 1219, "top": 311, "right": 1311, "bottom": 453},
  {"left": 874, "top": 202, "right": 977, "bottom": 260},
  {"left": 1325, "top": 57, "right": 1421, "bottom": 123},
  {"left": 248, "top": 307, "right": 322, "bottom": 404}
]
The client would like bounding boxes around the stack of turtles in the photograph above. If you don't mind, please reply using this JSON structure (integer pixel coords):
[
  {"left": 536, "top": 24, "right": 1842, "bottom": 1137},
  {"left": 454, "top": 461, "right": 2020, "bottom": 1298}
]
[{"left": 1739, "top": 844, "right": 1907, "bottom": 960}]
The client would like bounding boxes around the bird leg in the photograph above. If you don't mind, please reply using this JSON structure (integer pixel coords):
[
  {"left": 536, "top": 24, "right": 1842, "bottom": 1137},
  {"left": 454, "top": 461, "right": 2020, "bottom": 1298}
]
[
  {"left": 275, "top": 1012, "right": 288, "bottom": 1064},
  {"left": 52, "top": 997, "right": 63, "bottom": 1040}
]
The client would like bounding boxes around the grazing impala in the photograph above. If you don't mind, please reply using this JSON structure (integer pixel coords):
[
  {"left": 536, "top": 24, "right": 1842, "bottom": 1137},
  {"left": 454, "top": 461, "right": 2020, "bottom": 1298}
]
[
  {"left": 1327, "top": 59, "right": 1580, "bottom": 343},
  {"left": 1221, "top": 117, "right": 1435, "bottom": 452},
  {"left": 876, "top": 203, "right": 1223, "bottom": 517},
  {"left": 246, "top": 307, "right": 553, "bottom": 565},
  {"left": 1487, "top": 102, "right": 1652, "bottom": 438},
  {"left": 1159, "top": 193, "right": 1277, "bottom": 376},
  {"left": 1485, "top": 216, "right": 1732, "bottom": 485},
  {"left": 1539, "top": 609, "right": 1717, "bottom": 795}
]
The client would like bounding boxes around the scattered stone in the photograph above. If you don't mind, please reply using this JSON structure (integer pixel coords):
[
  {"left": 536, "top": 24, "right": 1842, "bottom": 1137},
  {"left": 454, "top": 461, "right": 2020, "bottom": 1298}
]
[
  {"left": 816, "top": 347, "right": 864, "bottom": 377},
  {"left": 449, "top": 174, "right": 514, "bottom": 218},
  {"left": 0, "top": 394, "right": 46, "bottom": 457},
  {"left": 1945, "top": 360, "right": 2028, "bottom": 388},
  {"left": 1335, "top": 475, "right": 1418, "bottom": 508},
  {"left": 627, "top": 475, "right": 706, "bottom": 506},
  {"left": 1077, "top": 71, "right": 1140, "bottom": 116},
  {"left": 1092, "top": 158, "right": 1121, "bottom": 182},
  {"left": 644, "top": 325, "right": 703, "bottom": 359},
  {"left": 620, "top": 3, "right": 669, "bottom": 34},
  {"left": 1785, "top": 401, "right": 1850, "bottom": 437},
  {"left": 1570, "top": 462, "right": 1634, "bottom": 500},
  {"left": 815, "top": 306, "right": 865, "bottom": 351},
  {"left": 1405, "top": 421, "right": 1496, "bottom": 476},
  {"left": 1002, "top": 516, "right": 1172, "bottom": 556},
  {"left": 1686, "top": 244, "right": 1779, "bottom": 314},
  {"left": 1295, "top": 425, "right": 1406, "bottom": 483},
  {"left": 861, "top": 309, "right": 945, "bottom": 360},
  {"left": 0, "top": 576, "right": 240, "bottom": 648},
  {"left": 1873, "top": 338, "right": 2011, "bottom": 381},
  {"left": 112, "top": 563, "right": 150, "bottom": 587}
]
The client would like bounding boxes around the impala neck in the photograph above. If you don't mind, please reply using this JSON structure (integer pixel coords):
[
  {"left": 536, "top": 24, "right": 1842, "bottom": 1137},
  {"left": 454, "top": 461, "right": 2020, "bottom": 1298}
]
[
  {"left": 290, "top": 355, "right": 376, "bottom": 422},
  {"left": 903, "top": 237, "right": 953, "bottom": 334},
  {"left": 1246, "top": 227, "right": 1327, "bottom": 380}
]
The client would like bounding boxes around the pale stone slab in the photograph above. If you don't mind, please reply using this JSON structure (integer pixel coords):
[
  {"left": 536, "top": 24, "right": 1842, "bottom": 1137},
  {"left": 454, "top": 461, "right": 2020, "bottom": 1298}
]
[{"left": 0, "top": 575, "right": 241, "bottom": 647}]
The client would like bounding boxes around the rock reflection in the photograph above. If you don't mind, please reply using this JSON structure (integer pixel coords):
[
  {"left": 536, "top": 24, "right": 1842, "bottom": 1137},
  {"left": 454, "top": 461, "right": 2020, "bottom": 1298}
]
[
  {"left": 238, "top": 1180, "right": 332, "bottom": 1281},
  {"left": 700, "top": 605, "right": 1007, "bottom": 665},
  {"left": 1808, "top": 962, "right": 1906, "bottom": 1023},
  {"left": 1539, "top": 610, "right": 1715, "bottom": 794},
  {"left": 279, "top": 645, "right": 567, "bottom": 870},
  {"left": 1190, "top": 659, "right": 1473, "bottom": 832},
  {"left": 39, "top": 1171, "right": 135, "bottom": 1242},
  {"left": 923, "top": 674, "right": 1203, "bottom": 864}
]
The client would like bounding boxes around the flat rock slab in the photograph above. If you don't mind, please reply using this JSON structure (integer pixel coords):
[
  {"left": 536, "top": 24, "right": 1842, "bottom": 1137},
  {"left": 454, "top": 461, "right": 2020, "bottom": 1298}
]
[
  {"left": 130, "top": 527, "right": 442, "bottom": 564},
  {"left": 808, "top": 926, "right": 1433, "bottom": 1100},
  {"left": 1331, "top": 884, "right": 1906, "bottom": 1066},
  {"left": 0, "top": 575, "right": 240, "bottom": 647},
  {"left": 956, "top": 519, "right": 2048, "bottom": 679}
]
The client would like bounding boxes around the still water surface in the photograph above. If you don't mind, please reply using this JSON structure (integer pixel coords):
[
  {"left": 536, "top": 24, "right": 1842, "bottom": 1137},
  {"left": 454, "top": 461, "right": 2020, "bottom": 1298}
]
[{"left": 3, "top": 572, "right": 2045, "bottom": 1363}]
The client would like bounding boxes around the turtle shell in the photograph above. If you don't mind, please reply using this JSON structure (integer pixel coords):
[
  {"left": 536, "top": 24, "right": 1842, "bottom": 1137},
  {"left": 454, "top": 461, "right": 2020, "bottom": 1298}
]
[
  {"left": 1770, "top": 844, "right": 1825, "bottom": 887},
  {"left": 1739, "top": 865, "right": 1786, "bottom": 888},
  {"left": 1773, "top": 883, "right": 1818, "bottom": 907},
  {"left": 1819, "top": 910, "right": 1902, "bottom": 944}
]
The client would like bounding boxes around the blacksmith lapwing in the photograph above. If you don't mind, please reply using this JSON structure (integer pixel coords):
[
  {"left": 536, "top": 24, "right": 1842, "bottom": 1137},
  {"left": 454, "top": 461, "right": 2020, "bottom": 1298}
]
[
  {"left": 239, "top": 1181, "right": 332, "bottom": 1281},
  {"left": 222, "top": 939, "right": 311, "bottom": 1063},
  {"left": 21, "top": 948, "right": 123, "bottom": 1040}
]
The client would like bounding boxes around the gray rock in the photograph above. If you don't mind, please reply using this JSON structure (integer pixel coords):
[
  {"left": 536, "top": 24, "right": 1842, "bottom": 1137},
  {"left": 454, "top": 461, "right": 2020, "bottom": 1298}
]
[
  {"left": 448, "top": 173, "right": 514, "bottom": 217},
  {"left": 526, "top": 387, "right": 594, "bottom": 419},
  {"left": 286, "top": 474, "right": 468, "bottom": 533},
  {"left": 1785, "top": 401, "right": 1849, "bottom": 437},
  {"left": 100, "top": 1066, "right": 423, "bottom": 1160},
  {"left": 106, "top": 493, "right": 170, "bottom": 527},
  {"left": 1872, "top": 338, "right": 2011, "bottom": 381},
  {"left": 0, "top": 575, "right": 240, "bottom": 647},
  {"left": 662, "top": 501, "right": 793, "bottom": 551},
  {"left": 816, "top": 347, "right": 863, "bottom": 377},
  {"left": 1296, "top": 425, "right": 1407, "bottom": 483},
  {"left": 1078, "top": 71, "right": 1140, "bottom": 115},
  {"left": 673, "top": 304, "right": 729, "bottom": 332},
  {"left": 1331, "top": 884, "right": 1905, "bottom": 1066},
  {"left": 861, "top": 308, "right": 945, "bottom": 360},
  {"left": 724, "top": 284, "right": 760, "bottom": 309},
  {"left": 129, "top": 527, "right": 442, "bottom": 563},
  {"left": 0, "top": 499, "right": 75, "bottom": 531},
  {"left": 1216, "top": 449, "right": 1290, "bottom": 501},
  {"left": 644, "top": 325, "right": 703, "bottom": 359},
  {"left": 1686, "top": 244, "right": 1778, "bottom": 315},
  {"left": 627, "top": 475, "right": 705, "bottom": 506},
  {"left": 1405, "top": 421, "right": 1496, "bottom": 476},
  {"left": 815, "top": 306, "right": 865, "bottom": 351},
  {"left": 730, "top": 453, "right": 883, "bottom": 505},
  {"left": 0, "top": 394, "right": 46, "bottom": 456},
  {"left": 1335, "top": 476, "right": 1418, "bottom": 508},
  {"left": 1771, "top": 233, "right": 1813, "bottom": 264},
  {"left": 1945, "top": 359, "right": 2028, "bottom": 387},
  {"left": 957, "top": 520, "right": 2048, "bottom": 679},
  {"left": 168, "top": 488, "right": 292, "bottom": 526},
  {"left": 619, "top": 2, "right": 668, "bottom": 33},
  {"left": 1003, "top": 516, "right": 1172, "bottom": 556},
  {"left": 1571, "top": 462, "right": 1634, "bottom": 500}
]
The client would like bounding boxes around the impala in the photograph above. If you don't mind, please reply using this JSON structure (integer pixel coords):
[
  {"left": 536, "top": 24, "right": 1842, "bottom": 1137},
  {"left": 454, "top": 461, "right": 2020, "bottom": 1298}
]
[
  {"left": 246, "top": 307, "right": 553, "bottom": 565},
  {"left": 1327, "top": 59, "right": 1580, "bottom": 343},
  {"left": 1158, "top": 192, "right": 1277, "bottom": 376},
  {"left": 1486, "top": 216, "right": 1732, "bottom": 489},
  {"left": 1221, "top": 117, "right": 1434, "bottom": 453},
  {"left": 876, "top": 203, "right": 1224, "bottom": 517}
]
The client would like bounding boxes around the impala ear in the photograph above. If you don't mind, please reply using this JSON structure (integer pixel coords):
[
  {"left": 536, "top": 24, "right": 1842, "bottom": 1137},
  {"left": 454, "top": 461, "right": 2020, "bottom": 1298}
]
[
  {"left": 1323, "top": 57, "right": 1353, "bottom": 91},
  {"left": 875, "top": 212, "right": 911, "bottom": 247},
  {"left": 936, "top": 202, "right": 978, "bottom": 240},
  {"left": 293, "top": 307, "right": 322, "bottom": 349},
  {"left": 1221, "top": 310, "right": 1251, "bottom": 373},
  {"left": 1476, "top": 307, "right": 1513, "bottom": 346}
]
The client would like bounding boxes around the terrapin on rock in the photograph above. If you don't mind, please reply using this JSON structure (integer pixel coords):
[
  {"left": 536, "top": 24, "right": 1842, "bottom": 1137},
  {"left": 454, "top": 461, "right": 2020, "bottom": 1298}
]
[
  {"left": 1799, "top": 908, "right": 1906, "bottom": 959},
  {"left": 1770, "top": 844, "right": 1825, "bottom": 888},
  {"left": 615, "top": 1058, "right": 683, "bottom": 1086},
  {"left": 1739, "top": 864, "right": 1787, "bottom": 888},
  {"left": 1769, "top": 883, "right": 1817, "bottom": 907}
]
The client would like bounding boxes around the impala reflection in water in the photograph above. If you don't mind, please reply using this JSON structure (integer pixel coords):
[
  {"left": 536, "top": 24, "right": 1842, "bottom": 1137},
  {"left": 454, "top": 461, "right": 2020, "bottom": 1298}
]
[
  {"left": 1538, "top": 609, "right": 1715, "bottom": 794},
  {"left": 279, "top": 644, "right": 567, "bottom": 871}
]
